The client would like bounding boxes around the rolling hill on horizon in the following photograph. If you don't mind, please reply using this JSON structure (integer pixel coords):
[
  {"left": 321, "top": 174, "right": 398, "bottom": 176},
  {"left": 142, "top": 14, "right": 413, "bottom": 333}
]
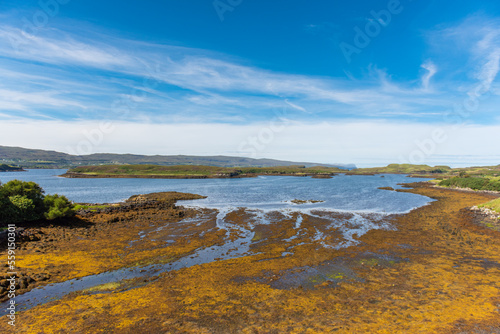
[{"left": 0, "top": 146, "right": 356, "bottom": 169}]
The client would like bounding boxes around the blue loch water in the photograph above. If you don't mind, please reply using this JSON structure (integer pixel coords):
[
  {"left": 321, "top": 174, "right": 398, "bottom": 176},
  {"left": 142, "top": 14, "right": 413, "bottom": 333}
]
[{"left": 0, "top": 169, "right": 433, "bottom": 214}]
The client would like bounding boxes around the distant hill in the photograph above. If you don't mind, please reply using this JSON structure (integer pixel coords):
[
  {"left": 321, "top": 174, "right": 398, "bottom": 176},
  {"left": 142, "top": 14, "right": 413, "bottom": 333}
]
[{"left": 0, "top": 146, "right": 356, "bottom": 169}]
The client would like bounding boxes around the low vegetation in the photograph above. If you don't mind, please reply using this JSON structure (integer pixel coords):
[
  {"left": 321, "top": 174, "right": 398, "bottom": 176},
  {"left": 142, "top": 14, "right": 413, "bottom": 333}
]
[
  {"left": 0, "top": 180, "right": 75, "bottom": 224},
  {"left": 347, "top": 164, "right": 500, "bottom": 178},
  {"left": 72, "top": 204, "right": 112, "bottom": 212},
  {"left": 439, "top": 177, "right": 500, "bottom": 192},
  {"left": 63, "top": 164, "right": 346, "bottom": 178},
  {"left": 347, "top": 164, "right": 452, "bottom": 175},
  {"left": 478, "top": 198, "right": 500, "bottom": 213},
  {"left": 348, "top": 164, "right": 500, "bottom": 194},
  {"left": 43, "top": 194, "right": 76, "bottom": 220},
  {"left": 0, "top": 164, "right": 24, "bottom": 172}
]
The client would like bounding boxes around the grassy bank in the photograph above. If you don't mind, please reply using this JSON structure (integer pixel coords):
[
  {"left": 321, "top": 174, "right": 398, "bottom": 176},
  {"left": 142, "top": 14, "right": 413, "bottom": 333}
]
[
  {"left": 346, "top": 163, "right": 451, "bottom": 175},
  {"left": 62, "top": 164, "right": 345, "bottom": 178},
  {"left": 439, "top": 176, "right": 500, "bottom": 192},
  {"left": 479, "top": 198, "right": 500, "bottom": 213},
  {"left": 348, "top": 163, "right": 500, "bottom": 178}
]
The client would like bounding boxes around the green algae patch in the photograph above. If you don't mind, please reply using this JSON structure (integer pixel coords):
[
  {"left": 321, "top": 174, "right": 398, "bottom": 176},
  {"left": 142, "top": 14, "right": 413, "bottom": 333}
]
[
  {"left": 251, "top": 231, "right": 264, "bottom": 242},
  {"left": 82, "top": 282, "right": 121, "bottom": 293}
]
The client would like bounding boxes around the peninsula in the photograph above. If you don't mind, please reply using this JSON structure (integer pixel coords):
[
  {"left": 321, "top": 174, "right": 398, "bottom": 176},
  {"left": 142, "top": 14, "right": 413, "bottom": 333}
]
[
  {"left": 61, "top": 164, "right": 345, "bottom": 179},
  {"left": 0, "top": 164, "right": 24, "bottom": 172}
]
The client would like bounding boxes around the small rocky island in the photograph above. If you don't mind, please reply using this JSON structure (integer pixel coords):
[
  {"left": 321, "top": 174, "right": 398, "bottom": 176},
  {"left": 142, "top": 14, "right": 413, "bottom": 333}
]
[{"left": 290, "top": 199, "right": 325, "bottom": 204}]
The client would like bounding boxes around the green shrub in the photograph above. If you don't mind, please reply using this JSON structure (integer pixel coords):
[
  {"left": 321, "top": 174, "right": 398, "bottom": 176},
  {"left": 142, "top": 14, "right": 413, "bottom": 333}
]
[
  {"left": 44, "top": 194, "right": 75, "bottom": 220},
  {"left": 484, "top": 181, "right": 500, "bottom": 191},
  {"left": 0, "top": 180, "right": 75, "bottom": 223},
  {"left": 0, "top": 180, "right": 45, "bottom": 217},
  {"left": 439, "top": 177, "right": 500, "bottom": 191},
  {"left": 7, "top": 195, "right": 40, "bottom": 223},
  {"left": 0, "top": 195, "right": 14, "bottom": 222},
  {"left": 0, "top": 194, "right": 40, "bottom": 223}
]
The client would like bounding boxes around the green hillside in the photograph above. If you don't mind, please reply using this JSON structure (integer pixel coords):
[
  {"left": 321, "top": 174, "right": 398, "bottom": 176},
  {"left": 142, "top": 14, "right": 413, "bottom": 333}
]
[{"left": 0, "top": 146, "right": 353, "bottom": 169}]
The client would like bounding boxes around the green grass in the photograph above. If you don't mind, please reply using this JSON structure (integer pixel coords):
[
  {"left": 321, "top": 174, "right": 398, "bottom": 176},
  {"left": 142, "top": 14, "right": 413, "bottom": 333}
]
[
  {"left": 65, "top": 164, "right": 345, "bottom": 177},
  {"left": 347, "top": 164, "right": 452, "bottom": 175},
  {"left": 438, "top": 177, "right": 500, "bottom": 191},
  {"left": 70, "top": 165, "right": 241, "bottom": 176},
  {"left": 347, "top": 164, "right": 500, "bottom": 179},
  {"left": 454, "top": 167, "right": 500, "bottom": 178},
  {"left": 82, "top": 282, "right": 121, "bottom": 293},
  {"left": 73, "top": 204, "right": 112, "bottom": 211},
  {"left": 478, "top": 198, "right": 500, "bottom": 213}
]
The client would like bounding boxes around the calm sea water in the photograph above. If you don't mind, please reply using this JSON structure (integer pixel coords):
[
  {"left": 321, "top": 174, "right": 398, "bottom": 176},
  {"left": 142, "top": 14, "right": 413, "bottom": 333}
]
[{"left": 0, "top": 169, "right": 433, "bottom": 214}]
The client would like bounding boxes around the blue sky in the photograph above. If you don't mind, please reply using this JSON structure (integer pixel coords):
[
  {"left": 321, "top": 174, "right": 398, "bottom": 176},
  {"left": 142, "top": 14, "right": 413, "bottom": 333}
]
[{"left": 0, "top": 0, "right": 500, "bottom": 166}]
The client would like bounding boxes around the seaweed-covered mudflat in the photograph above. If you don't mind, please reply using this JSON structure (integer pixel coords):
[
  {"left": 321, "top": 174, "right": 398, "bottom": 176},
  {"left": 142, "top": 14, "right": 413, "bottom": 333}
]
[{"left": 1, "top": 183, "right": 500, "bottom": 333}]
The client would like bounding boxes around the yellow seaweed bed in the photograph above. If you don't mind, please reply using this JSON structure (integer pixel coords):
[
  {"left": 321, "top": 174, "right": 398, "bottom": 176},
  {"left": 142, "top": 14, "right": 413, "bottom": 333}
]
[{"left": 2, "top": 184, "right": 500, "bottom": 333}]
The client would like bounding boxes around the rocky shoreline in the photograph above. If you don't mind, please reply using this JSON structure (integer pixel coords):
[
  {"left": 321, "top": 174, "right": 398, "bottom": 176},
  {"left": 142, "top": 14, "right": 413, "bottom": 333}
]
[
  {"left": 0, "top": 192, "right": 205, "bottom": 302},
  {"left": 2, "top": 183, "right": 500, "bottom": 333},
  {"left": 469, "top": 205, "right": 500, "bottom": 231}
]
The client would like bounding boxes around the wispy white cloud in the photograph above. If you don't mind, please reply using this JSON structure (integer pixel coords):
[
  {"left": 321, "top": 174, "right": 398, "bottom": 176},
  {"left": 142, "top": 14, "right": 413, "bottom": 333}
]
[
  {"left": 284, "top": 100, "right": 308, "bottom": 113},
  {"left": 428, "top": 15, "right": 500, "bottom": 90},
  {"left": 0, "top": 89, "right": 85, "bottom": 110},
  {"left": 477, "top": 48, "right": 500, "bottom": 90},
  {"left": 0, "top": 14, "right": 499, "bottom": 126},
  {"left": 469, "top": 22, "right": 500, "bottom": 91},
  {"left": 0, "top": 26, "right": 134, "bottom": 68},
  {"left": 421, "top": 61, "right": 437, "bottom": 91}
]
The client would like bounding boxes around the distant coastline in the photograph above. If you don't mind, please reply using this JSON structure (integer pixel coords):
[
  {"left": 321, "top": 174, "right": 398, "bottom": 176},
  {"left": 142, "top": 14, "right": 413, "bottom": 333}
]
[
  {"left": 61, "top": 163, "right": 500, "bottom": 180},
  {"left": 0, "top": 145, "right": 355, "bottom": 170}
]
